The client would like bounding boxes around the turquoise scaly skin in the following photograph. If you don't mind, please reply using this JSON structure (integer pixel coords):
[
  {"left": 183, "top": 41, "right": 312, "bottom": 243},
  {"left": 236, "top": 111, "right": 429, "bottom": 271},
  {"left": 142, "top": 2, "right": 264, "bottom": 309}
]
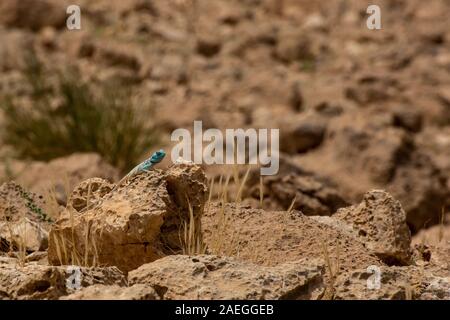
[{"left": 140, "top": 149, "right": 166, "bottom": 171}]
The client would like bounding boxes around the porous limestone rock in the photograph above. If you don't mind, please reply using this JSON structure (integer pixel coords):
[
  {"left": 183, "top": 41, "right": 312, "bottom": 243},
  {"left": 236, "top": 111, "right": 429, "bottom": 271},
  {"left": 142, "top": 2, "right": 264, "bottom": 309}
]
[
  {"left": 0, "top": 257, "right": 125, "bottom": 300},
  {"left": 129, "top": 255, "right": 325, "bottom": 300},
  {"left": 0, "top": 182, "right": 50, "bottom": 252},
  {"left": 48, "top": 163, "right": 207, "bottom": 272},
  {"left": 334, "top": 190, "right": 412, "bottom": 264},
  {"left": 60, "top": 284, "right": 159, "bottom": 300}
]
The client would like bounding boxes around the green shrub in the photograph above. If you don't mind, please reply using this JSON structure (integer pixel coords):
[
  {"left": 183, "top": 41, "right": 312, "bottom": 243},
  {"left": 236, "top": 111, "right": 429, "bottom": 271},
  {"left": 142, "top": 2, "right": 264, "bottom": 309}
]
[{"left": 0, "top": 55, "right": 159, "bottom": 173}]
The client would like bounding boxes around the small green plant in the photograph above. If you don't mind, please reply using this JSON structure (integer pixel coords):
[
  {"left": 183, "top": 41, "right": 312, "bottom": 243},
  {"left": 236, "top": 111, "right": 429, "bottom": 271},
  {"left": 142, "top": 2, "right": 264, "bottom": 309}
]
[
  {"left": 18, "top": 188, "right": 52, "bottom": 223},
  {"left": 301, "top": 58, "right": 316, "bottom": 72},
  {"left": 0, "top": 53, "right": 159, "bottom": 173}
]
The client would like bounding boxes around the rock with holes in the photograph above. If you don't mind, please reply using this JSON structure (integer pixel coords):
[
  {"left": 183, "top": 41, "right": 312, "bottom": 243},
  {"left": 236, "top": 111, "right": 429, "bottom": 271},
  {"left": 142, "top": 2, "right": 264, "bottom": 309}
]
[
  {"left": 67, "top": 178, "right": 114, "bottom": 212},
  {"left": 129, "top": 255, "right": 325, "bottom": 300},
  {"left": 47, "top": 163, "right": 207, "bottom": 272},
  {"left": 60, "top": 284, "right": 160, "bottom": 300},
  {"left": 0, "top": 257, "right": 126, "bottom": 300},
  {"left": 334, "top": 266, "right": 450, "bottom": 300},
  {"left": 419, "top": 275, "right": 450, "bottom": 300},
  {"left": 253, "top": 173, "right": 347, "bottom": 216},
  {"left": 334, "top": 190, "right": 412, "bottom": 265},
  {"left": 162, "top": 163, "right": 208, "bottom": 249},
  {"left": 334, "top": 266, "right": 423, "bottom": 300},
  {"left": 0, "top": 182, "right": 51, "bottom": 252},
  {"left": 202, "top": 203, "right": 382, "bottom": 277}
]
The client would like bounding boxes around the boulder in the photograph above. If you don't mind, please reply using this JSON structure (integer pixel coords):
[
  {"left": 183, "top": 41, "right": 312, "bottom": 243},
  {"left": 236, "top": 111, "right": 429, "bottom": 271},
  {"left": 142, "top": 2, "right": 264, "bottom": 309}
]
[
  {"left": 48, "top": 163, "right": 207, "bottom": 272},
  {"left": 0, "top": 182, "right": 51, "bottom": 252},
  {"left": 243, "top": 155, "right": 348, "bottom": 215},
  {"left": 334, "top": 190, "right": 412, "bottom": 265},
  {"left": 202, "top": 204, "right": 382, "bottom": 275},
  {"left": 334, "top": 266, "right": 423, "bottom": 300},
  {"left": 296, "top": 112, "right": 449, "bottom": 232},
  {"left": 67, "top": 178, "right": 114, "bottom": 213},
  {"left": 419, "top": 275, "right": 450, "bottom": 300},
  {"left": 162, "top": 163, "right": 208, "bottom": 249},
  {"left": 61, "top": 284, "right": 159, "bottom": 300},
  {"left": 258, "top": 173, "right": 347, "bottom": 215},
  {"left": 279, "top": 114, "right": 327, "bottom": 154},
  {"left": 0, "top": 257, "right": 125, "bottom": 300},
  {"left": 334, "top": 265, "right": 450, "bottom": 300},
  {"left": 129, "top": 255, "right": 325, "bottom": 300}
]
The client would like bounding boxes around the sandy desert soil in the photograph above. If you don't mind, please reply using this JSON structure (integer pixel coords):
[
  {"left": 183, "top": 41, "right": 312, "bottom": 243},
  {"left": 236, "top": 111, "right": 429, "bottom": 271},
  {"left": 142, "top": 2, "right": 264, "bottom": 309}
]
[{"left": 0, "top": 0, "right": 449, "bottom": 300}]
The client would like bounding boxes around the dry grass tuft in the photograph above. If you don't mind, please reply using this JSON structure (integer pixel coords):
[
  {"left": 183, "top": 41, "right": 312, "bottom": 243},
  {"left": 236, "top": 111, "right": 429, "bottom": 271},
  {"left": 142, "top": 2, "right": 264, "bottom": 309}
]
[
  {"left": 205, "top": 165, "right": 267, "bottom": 262},
  {"left": 180, "top": 199, "right": 206, "bottom": 255},
  {"left": 320, "top": 239, "right": 340, "bottom": 300},
  {"left": 51, "top": 207, "right": 101, "bottom": 267},
  {"left": 41, "top": 188, "right": 62, "bottom": 221}
]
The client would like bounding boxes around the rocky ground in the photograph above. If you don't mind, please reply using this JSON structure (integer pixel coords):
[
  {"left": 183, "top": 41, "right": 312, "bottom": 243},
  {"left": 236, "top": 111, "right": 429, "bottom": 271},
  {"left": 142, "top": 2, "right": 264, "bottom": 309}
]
[{"left": 0, "top": 0, "right": 449, "bottom": 300}]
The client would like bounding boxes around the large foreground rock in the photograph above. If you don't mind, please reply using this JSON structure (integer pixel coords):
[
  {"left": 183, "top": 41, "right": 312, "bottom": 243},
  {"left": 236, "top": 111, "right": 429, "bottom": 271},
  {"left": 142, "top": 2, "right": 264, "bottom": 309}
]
[
  {"left": 0, "top": 257, "right": 125, "bottom": 299},
  {"left": 202, "top": 204, "right": 383, "bottom": 274},
  {"left": 48, "top": 163, "right": 207, "bottom": 272},
  {"left": 61, "top": 284, "right": 159, "bottom": 300},
  {"left": 334, "top": 190, "right": 412, "bottom": 265},
  {"left": 129, "top": 255, "right": 325, "bottom": 300},
  {"left": 0, "top": 182, "right": 51, "bottom": 252},
  {"left": 334, "top": 266, "right": 450, "bottom": 300}
]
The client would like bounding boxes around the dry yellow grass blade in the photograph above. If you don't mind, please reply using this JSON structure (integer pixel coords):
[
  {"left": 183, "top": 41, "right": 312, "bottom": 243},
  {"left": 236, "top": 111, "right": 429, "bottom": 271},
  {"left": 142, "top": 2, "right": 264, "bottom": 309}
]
[
  {"left": 259, "top": 176, "right": 264, "bottom": 209},
  {"left": 180, "top": 197, "right": 206, "bottom": 256},
  {"left": 235, "top": 166, "right": 251, "bottom": 203},
  {"left": 288, "top": 194, "right": 297, "bottom": 213}
]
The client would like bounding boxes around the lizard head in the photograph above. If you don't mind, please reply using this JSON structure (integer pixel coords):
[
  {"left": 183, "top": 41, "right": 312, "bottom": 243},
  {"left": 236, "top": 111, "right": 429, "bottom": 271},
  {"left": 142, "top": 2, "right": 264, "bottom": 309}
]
[
  {"left": 140, "top": 149, "right": 166, "bottom": 171},
  {"left": 149, "top": 149, "right": 166, "bottom": 164}
]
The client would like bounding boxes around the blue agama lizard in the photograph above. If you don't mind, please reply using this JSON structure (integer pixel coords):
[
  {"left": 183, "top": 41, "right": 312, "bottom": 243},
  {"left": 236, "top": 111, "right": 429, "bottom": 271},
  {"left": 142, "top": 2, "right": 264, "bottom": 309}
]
[
  {"left": 81, "top": 149, "right": 166, "bottom": 212},
  {"left": 110, "top": 149, "right": 166, "bottom": 193}
]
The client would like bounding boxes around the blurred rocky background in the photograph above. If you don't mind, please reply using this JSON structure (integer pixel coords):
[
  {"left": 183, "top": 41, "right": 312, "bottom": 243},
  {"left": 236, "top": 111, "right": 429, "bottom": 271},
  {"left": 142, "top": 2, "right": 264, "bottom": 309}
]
[{"left": 0, "top": 0, "right": 449, "bottom": 300}]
